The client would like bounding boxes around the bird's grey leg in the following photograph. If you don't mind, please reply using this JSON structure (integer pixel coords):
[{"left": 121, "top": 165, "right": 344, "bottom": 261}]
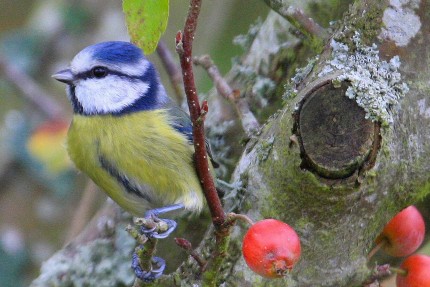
[{"left": 144, "top": 203, "right": 184, "bottom": 218}]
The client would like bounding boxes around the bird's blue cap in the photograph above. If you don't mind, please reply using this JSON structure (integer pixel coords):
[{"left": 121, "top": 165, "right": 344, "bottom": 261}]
[{"left": 88, "top": 41, "right": 145, "bottom": 64}]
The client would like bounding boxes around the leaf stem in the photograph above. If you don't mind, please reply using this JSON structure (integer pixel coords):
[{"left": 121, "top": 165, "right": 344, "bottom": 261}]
[
  {"left": 367, "top": 238, "right": 386, "bottom": 261},
  {"left": 226, "top": 212, "right": 255, "bottom": 226},
  {"left": 390, "top": 266, "right": 408, "bottom": 277}
]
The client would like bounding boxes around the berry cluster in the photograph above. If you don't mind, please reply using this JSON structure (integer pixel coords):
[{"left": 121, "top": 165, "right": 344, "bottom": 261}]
[
  {"left": 369, "top": 206, "right": 429, "bottom": 287},
  {"left": 241, "top": 206, "right": 429, "bottom": 286}
]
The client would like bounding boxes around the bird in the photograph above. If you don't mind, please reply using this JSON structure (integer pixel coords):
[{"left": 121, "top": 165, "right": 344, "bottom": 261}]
[{"left": 52, "top": 41, "right": 215, "bottom": 232}]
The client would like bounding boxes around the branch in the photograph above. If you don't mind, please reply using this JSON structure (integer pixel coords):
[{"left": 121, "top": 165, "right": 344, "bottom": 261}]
[
  {"left": 193, "top": 55, "right": 260, "bottom": 136},
  {"left": 285, "top": 6, "right": 327, "bottom": 38},
  {"left": 174, "top": 238, "right": 207, "bottom": 271},
  {"left": 0, "top": 56, "right": 64, "bottom": 119},
  {"left": 68, "top": 201, "right": 124, "bottom": 246},
  {"left": 64, "top": 181, "right": 99, "bottom": 244},
  {"left": 156, "top": 40, "right": 185, "bottom": 104},
  {"left": 264, "top": 2, "right": 327, "bottom": 40},
  {"left": 177, "top": 0, "right": 225, "bottom": 227}
]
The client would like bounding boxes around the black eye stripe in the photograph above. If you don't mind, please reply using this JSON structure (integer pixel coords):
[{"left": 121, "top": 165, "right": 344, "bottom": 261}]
[
  {"left": 75, "top": 68, "right": 144, "bottom": 80},
  {"left": 71, "top": 64, "right": 158, "bottom": 116}
]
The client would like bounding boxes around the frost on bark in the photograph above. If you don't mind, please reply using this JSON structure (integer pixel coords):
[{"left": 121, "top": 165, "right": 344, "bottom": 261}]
[{"left": 31, "top": 1, "right": 430, "bottom": 286}]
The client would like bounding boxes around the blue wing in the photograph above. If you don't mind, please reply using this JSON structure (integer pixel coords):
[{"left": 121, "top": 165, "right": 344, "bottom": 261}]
[
  {"left": 163, "top": 102, "right": 219, "bottom": 168},
  {"left": 164, "top": 103, "right": 194, "bottom": 143}
]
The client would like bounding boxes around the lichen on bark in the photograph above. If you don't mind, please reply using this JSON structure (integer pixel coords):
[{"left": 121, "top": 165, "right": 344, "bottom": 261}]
[
  {"left": 319, "top": 32, "right": 409, "bottom": 125},
  {"left": 225, "top": 0, "right": 430, "bottom": 286}
]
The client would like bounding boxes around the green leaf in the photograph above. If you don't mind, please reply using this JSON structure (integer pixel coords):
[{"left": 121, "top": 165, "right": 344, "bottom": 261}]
[{"left": 123, "top": 0, "right": 169, "bottom": 55}]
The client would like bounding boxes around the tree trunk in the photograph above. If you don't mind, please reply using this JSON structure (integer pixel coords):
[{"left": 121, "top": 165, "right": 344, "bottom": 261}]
[{"left": 221, "top": 1, "right": 430, "bottom": 286}]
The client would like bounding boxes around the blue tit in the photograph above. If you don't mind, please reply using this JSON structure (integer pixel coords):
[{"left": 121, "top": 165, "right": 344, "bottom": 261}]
[{"left": 52, "top": 41, "right": 213, "bottom": 217}]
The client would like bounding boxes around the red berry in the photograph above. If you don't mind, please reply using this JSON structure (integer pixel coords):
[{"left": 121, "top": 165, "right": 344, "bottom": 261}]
[
  {"left": 375, "top": 206, "right": 425, "bottom": 257},
  {"left": 242, "top": 219, "right": 301, "bottom": 278},
  {"left": 396, "top": 254, "right": 430, "bottom": 287}
]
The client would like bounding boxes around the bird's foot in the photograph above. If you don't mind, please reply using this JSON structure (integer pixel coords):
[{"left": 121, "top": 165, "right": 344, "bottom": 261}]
[
  {"left": 138, "top": 203, "right": 183, "bottom": 239},
  {"left": 139, "top": 217, "right": 177, "bottom": 239}
]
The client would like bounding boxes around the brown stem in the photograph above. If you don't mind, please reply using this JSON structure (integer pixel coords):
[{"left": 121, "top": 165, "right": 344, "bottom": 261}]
[
  {"left": 177, "top": 0, "right": 225, "bottom": 227},
  {"left": 193, "top": 55, "right": 260, "bottom": 135},
  {"left": 226, "top": 212, "right": 255, "bottom": 226},
  {"left": 174, "top": 238, "right": 208, "bottom": 271},
  {"left": 282, "top": 6, "right": 327, "bottom": 39},
  {"left": 137, "top": 239, "right": 157, "bottom": 271},
  {"left": 367, "top": 239, "right": 387, "bottom": 261},
  {"left": 156, "top": 40, "right": 185, "bottom": 104},
  {"left": 264, "top": 1, "right": 327, "bottom": 40},
  {"left": 68, "top": 200, "right": 123, "bottom": 246},
  {"left": 131, "top": 239, "right": 158, "bottom": 287},
  {"left": 390, "top": 266, "right": 408, "bottom": 277},
  {"left": 129, "top": 234, "right": 158, "bottom": 287},
  {"left": 64, "top": 180, "right": 99, "bottom": 244},
  {"left": 193, "top": 55, "right": 234, "bottom": 101}
]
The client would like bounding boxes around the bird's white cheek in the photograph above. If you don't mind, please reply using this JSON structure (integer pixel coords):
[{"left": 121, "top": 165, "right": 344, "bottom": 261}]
[{"left": 75, "top": 77, "right": 149, "bottom": 114}]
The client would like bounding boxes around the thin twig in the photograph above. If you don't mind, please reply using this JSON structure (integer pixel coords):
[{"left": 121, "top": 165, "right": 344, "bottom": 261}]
[
  {"left": 264, "top": 1, "right": 327, "bottom": 40},
  {"left": 131, "top": 239, "right": 158, "bottom": 287},
  {"left": 390, "top": 266, "right": 407, "bottom": 277},
  {"left": 226, "top": 212, "right": 255, "bottom": 226},
  {"left": 177, "top": 0, "right": 225, "bottom": 227},
  {"left": 194, "top": 55, "right": 260, "bottom": 136},
  {"left": 67, "top": 200, "right": 123, "bottom": 247},
  {"left": 64, "top": 180, "right": 99, "bottom": 244},
  {"left": 204, "top": 223, "right": 233, "bottom": 283},
  {"left": 127, "top": 221, "right": 160, "bottom": 287},
  {"left": 136, "top": 240, "right": 158, "bottom": 273},
  {"left": 174, "top": 238, "right": 208, "bottom": 271},
  {"left": 193, "top": 55, "right": 233, "bottom": 101},
  {"left": 283, "top": 6, "right": 327, "bottom": 39},
  {"left": 177, "top": 3, "right": 233, "bottom": 285},
  {"left": 156, "top": 40, "right": 185, "bottom": 104},
  {"left": 0, "top": 56, "right": 64, "bottom": 119}
]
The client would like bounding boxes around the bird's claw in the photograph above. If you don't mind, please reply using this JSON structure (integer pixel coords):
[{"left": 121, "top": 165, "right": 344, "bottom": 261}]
[
  {"left": 140, "top": 218, "right": 177, "bottom": 239},
  {"left": 132, "top": 253, "right": 166, "bottom": 282}
]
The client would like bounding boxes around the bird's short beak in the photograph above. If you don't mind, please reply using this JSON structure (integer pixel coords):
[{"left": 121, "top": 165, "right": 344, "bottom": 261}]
[{"left": 52, "top": 69, "right": 74, "bottom": 84}]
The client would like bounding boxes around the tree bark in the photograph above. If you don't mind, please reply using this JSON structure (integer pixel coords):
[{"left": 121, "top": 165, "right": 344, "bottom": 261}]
[{"left": 222, "top": 0, "right": 430, "bottom": 286}]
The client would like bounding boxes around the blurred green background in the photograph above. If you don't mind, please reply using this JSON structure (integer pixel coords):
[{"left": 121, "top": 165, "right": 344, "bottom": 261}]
[{"left": 0, "top": 0, "right": 269, "bottom": 285}]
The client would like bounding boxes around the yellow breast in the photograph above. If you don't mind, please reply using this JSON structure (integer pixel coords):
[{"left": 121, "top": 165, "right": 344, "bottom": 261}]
[{"left": 67, "top": 110, "right": 204, "bottom": 216}]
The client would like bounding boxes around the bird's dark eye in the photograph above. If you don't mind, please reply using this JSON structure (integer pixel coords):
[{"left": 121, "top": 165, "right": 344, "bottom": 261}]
[{"left": 91, "top": 66, "right": 107, "bottom": 78}]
